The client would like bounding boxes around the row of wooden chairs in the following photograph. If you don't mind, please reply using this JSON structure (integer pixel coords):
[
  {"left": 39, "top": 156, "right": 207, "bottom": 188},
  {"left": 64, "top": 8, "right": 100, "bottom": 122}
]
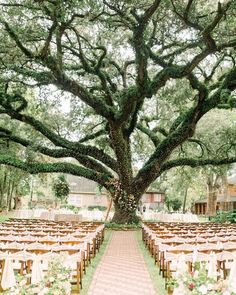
[
  {"left": 142, "top": 222, "right": 236, "bottom": 291},
  {"left": 0, "top": 219, "right": 105, "bottom": 293}
]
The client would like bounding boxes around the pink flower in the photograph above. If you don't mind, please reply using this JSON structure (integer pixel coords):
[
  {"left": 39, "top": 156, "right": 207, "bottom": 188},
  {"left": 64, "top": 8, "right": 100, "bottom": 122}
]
[{"left": 188, "top": 283, "right": 195, "bottom": 290}]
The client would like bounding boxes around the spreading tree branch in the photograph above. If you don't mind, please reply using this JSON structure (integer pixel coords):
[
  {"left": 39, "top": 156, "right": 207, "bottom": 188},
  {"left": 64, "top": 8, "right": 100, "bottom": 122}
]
[
  {"left": 0, "top": 95, "right": 118, "bottom": 172},
  {"left": 133, "top": 65, "right": 236, "bottom": 193},
  {"left": 136, "top": 123, "right": 160, "bottom": 147},
  {"left": 0, "top": 154, "right": 111, "bottom": 186},
  {"left": 0, "top": 126, "right": 113, "bottom": 176},
  {"left": 160, "top": 156, "right": 236, "bottom": 173}
]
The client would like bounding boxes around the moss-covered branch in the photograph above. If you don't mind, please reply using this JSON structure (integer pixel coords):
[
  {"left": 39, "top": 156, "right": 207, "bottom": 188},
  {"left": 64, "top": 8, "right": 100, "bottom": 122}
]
[
  {"left": 0, "top": 102, "right": 118, "bottom": 172},
  {"left": 160, "top": 156, "right": 236, "bottom": 173},
  {"left": 133, "top": 66, "right": 236, "bottom": 193},
  {"left": 115, "top": 1, "right": 162, "bottom": 129},
  {"left": 0, "top": 155, "right": 111, "bottom": 186},
  {"left": 0, "top": 126, "right": 114, "bottom": 177},
  {"left": 1, "top": 19, "right": 114, "bottom": 119},
  {"left": 136, "top": 123, "right": 160, "bottom": 146}
]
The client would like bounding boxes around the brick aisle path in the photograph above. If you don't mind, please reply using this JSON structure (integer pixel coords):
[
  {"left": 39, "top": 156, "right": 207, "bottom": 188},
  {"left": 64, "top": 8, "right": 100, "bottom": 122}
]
[{"left": 87, "top": 231, "right": 156, "bottom": 295}]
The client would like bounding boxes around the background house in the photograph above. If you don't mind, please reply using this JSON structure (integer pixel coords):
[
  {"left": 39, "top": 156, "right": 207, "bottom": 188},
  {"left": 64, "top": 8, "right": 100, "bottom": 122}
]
[
  {"left": 67, "top": 176, "right": 109, "bottom": 208},
  {"left": 194, "top": 175, "right": 236, "bottom": 215},
  {"left": 141, "top": 191, "right": 165, "bottom": 211},
  {"left": 67, "top": 176, "right": 165, "bottom": 210}
]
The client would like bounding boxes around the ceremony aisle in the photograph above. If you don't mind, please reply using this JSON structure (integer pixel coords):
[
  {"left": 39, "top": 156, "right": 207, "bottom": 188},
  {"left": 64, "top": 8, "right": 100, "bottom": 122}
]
[{"left": 88, "top": 231, "right": 157, "bottom": 295}]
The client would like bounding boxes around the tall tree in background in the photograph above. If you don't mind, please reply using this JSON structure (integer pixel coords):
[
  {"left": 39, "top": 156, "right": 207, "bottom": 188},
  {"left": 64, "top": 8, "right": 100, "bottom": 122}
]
[
  {"left": 0, "top": 1, "right": 236, "bottom": 223},
  {"left": 0, "top": 127, "right": 30, "bottom": 210}
]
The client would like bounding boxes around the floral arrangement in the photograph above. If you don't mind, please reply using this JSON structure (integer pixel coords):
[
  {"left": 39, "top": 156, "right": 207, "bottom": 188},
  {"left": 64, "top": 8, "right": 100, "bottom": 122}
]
[
  {"left": 168, "top": 264, "right": 236, "bottom": 295},
  {"left": 5, "top": 255, "right": 72, "bottom": 295},
  {"left": 106, "top": 178, "right": 137, "bottom": 212}
]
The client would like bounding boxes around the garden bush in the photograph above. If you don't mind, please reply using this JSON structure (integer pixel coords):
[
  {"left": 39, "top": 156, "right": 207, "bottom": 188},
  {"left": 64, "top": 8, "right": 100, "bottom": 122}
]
[
  {"left": 105, "top": 222, "right": 141, "bottom": 230},
  {"left": 212, "top": 210, "right": 236, "bottom": 223},
  {"left": 87, "top": 205, "right": 107, "bottom": 211},
  {"left": 62, "top": 204, "right": 81, "bottom": 214}
]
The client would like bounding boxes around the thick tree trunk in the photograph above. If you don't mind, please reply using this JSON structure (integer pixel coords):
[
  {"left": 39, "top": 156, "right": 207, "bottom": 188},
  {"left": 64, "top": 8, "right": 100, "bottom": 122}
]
[
  {"left": 109, "top": 186, "right": 140, "bottom": 224},
  {"left": 112, "top": 202, "right": 140, "bottom": 224}
]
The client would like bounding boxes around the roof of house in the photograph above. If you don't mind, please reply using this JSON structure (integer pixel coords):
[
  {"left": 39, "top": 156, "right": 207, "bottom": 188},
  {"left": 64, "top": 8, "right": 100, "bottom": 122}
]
[
  {"left": 217, "top": 196, "right": 236, "bottom": 202},
  {"left": 67, "top": 175, "right": 99, "bottom": 193},
  {"left": 195, "top": 196, "right": 236, "bottom": 204}
]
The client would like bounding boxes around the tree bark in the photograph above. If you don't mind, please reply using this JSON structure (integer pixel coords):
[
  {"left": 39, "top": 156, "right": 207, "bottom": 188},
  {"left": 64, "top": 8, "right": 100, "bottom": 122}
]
[
  {"left": 112, "top": 202, "right": 140, "bottom": 224},
  {"left": 104, "top": 197, "right": 112, "bottom": 222},
  {"left": 6, "top": 179, "right": 11, "bottom": 212},
  {"left": 109, "top": 186, "right": 140, "bottom": 224},
  {"left": 206, "top": 179, "right": 218, "bottom": 217},
  {"left": 0, "top": 169, "right": 7, "bottom": 208},
  {"left": 222, "top": 174, "right": 229, "bottom": 202},
  {"left": 182, "top": 187, "right": 188, "bottom": 214},
  {"left": 8, "top": 182, "right": 15, "bottom": 211},
  {"left": 206, "top": 190, "right": 217, "bottom": 216}
]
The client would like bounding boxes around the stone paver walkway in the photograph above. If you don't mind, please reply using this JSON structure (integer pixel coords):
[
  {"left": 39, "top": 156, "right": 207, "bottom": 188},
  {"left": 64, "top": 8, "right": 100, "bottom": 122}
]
[{"left": 88, "top": 231, "right": 156, "bottom": 295}]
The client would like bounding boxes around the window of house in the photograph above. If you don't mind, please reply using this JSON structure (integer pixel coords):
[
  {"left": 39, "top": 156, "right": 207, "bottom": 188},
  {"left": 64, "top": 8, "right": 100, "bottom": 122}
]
[{"left": 153, "top": 194, "right": 162, "bottom": 202}]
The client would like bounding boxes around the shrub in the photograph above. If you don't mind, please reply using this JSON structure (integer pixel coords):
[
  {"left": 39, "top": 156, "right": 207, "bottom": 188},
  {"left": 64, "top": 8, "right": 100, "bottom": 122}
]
[
  {"left": 171, "top": 198, "right": 182, "bottom": 211},
  {"left": 62, "top": 204, "right": 81, "bottom": 214},
  {"left": 164, "top": 197, "right": 182, "bottom": 211},
  {"left": 105, "top": 222, "right": 141, "bottom": 229},
  {"left": 212, "top": 210, "right": 236, "bottom": 223},
  {"left": 87, "top": 205, "right": 107, "bottom": 211}
]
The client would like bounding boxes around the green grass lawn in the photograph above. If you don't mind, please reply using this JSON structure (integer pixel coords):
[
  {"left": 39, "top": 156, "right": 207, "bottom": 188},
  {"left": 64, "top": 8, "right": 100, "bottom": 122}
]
[
  {"left": 80, "top": 230, "right": 112, "bottom": 295},
  {"left": 198, "top": 216, "right": 209, "bottom": 222},
  {"left": 136, "top": 230, "right": 167, "bottom": 295},
  {"left": 0, "top": 215, "right": 9, "bottom": 223}
]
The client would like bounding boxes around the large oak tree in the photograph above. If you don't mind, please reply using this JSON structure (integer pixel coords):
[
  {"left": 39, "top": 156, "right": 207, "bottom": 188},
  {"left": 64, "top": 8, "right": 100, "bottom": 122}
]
[{"left": 0, "top": 0, "right": 236, "bottom": 223}]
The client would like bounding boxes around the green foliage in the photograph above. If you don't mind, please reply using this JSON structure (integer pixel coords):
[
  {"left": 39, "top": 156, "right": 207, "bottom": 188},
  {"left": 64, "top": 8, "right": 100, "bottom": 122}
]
[
  {"left": 27, "top": 202, "right": 36, "bottom": 210},
  {"left": 211, "top": 210, "right": 236, "bottom": 223},
  {"left": 167, "top": 263, "right": 230, "bottom": 294},
  {"left": 171, "top": 199, "right": 182, "bottom": 211},
  {"left": 0, "top": 216, "right": 8, "bottom": 222},
  {"left": 4, "top": 254, "right": 72, "bottom": 295},
  {"left": 0, "top": 163, "right": 31, "bottom": 211},
  {"left": 87, "top": 205, "right": 107, "bottom": 211},
  {"left": 165, "top": 197, "right": 182, "bottom": 211},
  {"left": 52, "top": 175, "right": 70, "bottom": 201},
  {"left": 62, "top": 204, "right": 81, "bottom": 214},
  {"left": 105, "top": 222, "right": 141, "bottom": 230},
  {"left": 154, "top": 166, "right": 206, "bottom": 212}
]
